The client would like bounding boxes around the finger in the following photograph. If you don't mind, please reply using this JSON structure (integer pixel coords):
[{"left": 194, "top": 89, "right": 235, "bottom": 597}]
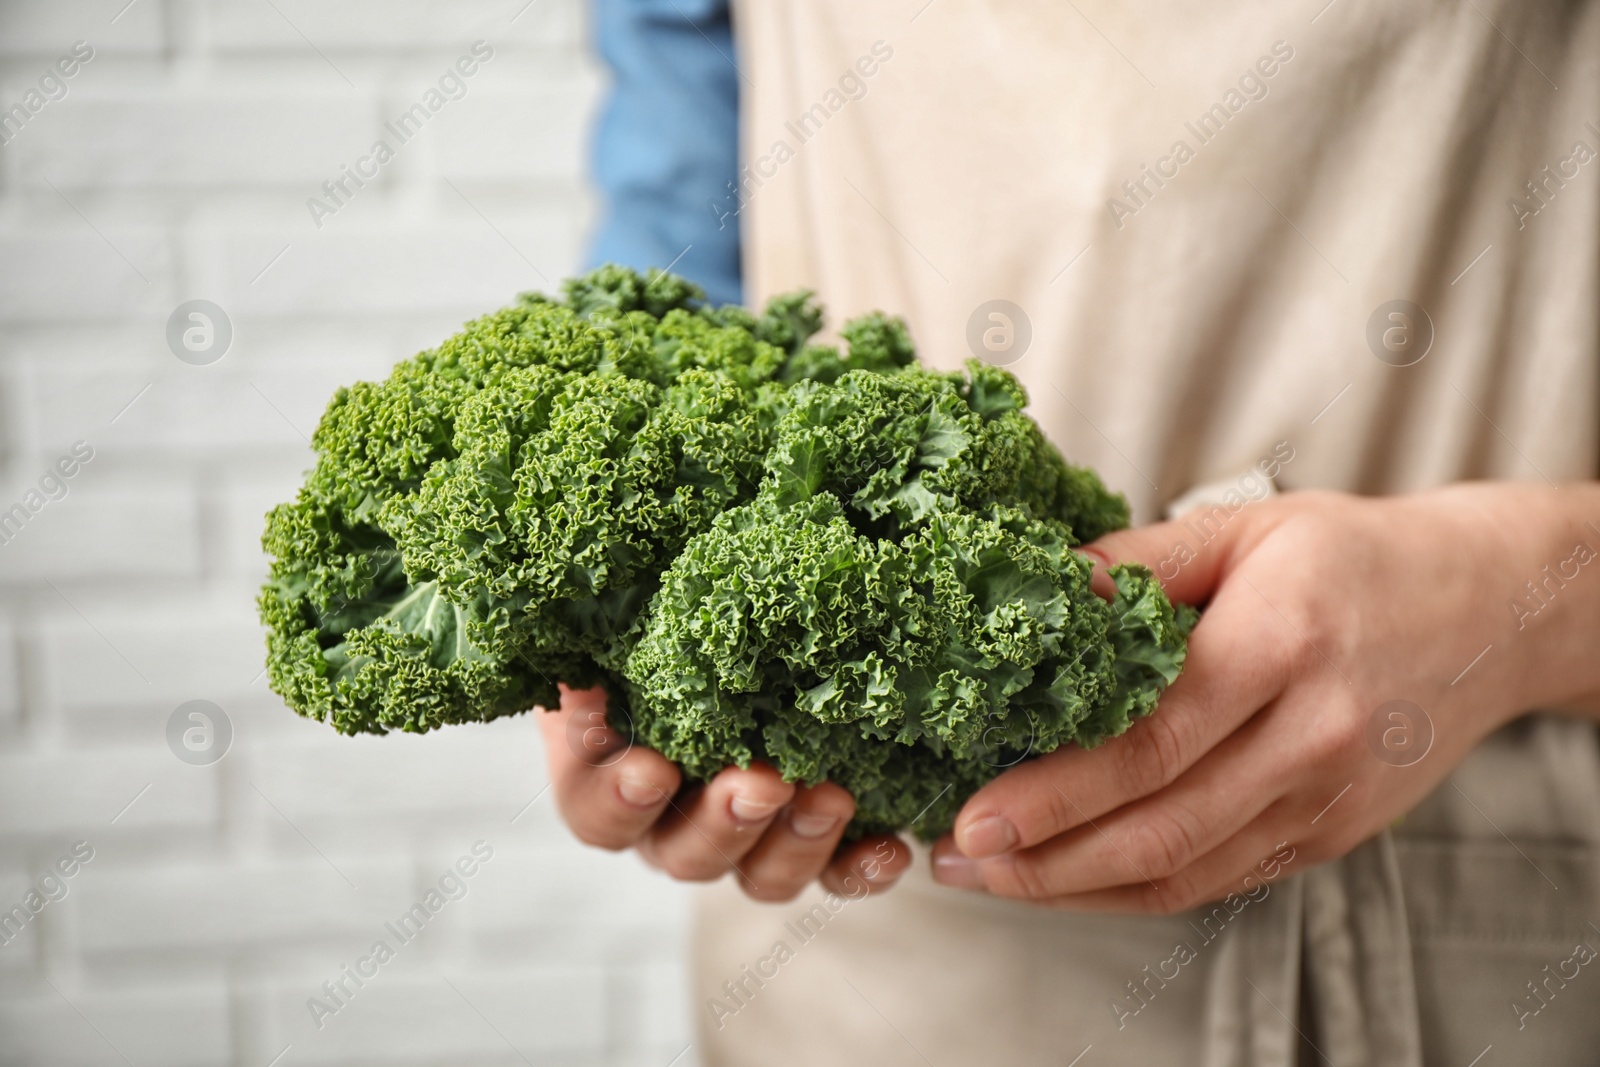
[
  {"left": 539, "top": 685, "right": 681, "bottom": 851},
  {"left": 949, "top": 710, "right": 1288, "bottom": 899},
  {"left": 820, "top": 834, "right": 912, "bottom": 896},
  {"left": 734, "top": 782, "right": 857, "bottom": 902},
  {"left": 1082, "top": 503, "right": 1262, "bottom": 606},
  {"left": 635, "top": 762, "right": 796, "bottom": 884},
  {"left": 1036, "top": 816, "right": 1303, "bottom": 915},
  {"left": 951, "top": 582, "right": 1292, "bottom": 859}
]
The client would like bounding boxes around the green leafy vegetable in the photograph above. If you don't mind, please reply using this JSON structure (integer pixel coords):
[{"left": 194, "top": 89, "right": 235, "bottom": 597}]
[{"left": 259, "top": 266, "right": 1195, "bottom": 838}]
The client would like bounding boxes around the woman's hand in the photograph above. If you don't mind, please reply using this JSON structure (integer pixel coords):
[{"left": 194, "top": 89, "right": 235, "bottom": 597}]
[
  {"left": 537, "top": 685, "right": 910, "bottom": 902},
  {"left": 931, "top": 483, "right": 1600, "bottom": 912}
]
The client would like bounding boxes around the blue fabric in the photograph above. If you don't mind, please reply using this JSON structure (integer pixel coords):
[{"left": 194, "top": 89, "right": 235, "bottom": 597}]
[{"left": 586, "top": 0, "right": 743, "bottom": 307}]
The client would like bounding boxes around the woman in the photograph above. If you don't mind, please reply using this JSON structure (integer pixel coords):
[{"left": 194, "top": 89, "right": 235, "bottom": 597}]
[{"left": 547, "top": 1, "right": 1600, "bottom": 1063}]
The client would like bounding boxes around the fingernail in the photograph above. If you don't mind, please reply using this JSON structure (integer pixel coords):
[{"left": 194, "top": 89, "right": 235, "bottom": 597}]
[
  {"left": 958, "top": 815, "right": 1018, "bottom": 859},
  {"left": 789, "top": 810, "right": 839, "bottom": 838},
  {"left": 933, "top": 853, "right": 985, "bottom": 891},
  {"left": 617, "top": 777, "right": 663, "bottom": 808},
  {"left": 1077, "top": 545, "right": 1112, "bottom": 566},
  {"left": 730, "top": 795, "right": 781, "bottom": 823}
]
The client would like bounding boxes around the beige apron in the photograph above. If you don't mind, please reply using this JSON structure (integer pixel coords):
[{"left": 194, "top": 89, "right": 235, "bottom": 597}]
[{"left": 695, "top": 2, "right": 1600, "bottom": 1063}]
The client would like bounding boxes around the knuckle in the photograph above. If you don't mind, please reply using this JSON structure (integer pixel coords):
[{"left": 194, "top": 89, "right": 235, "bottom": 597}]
[
  {"left": 848, "top": 841, "right": 906, "bottom": 886},
  {"left": 1268, "top": 592, "right": 1354, "bottom": 680},
  {"left": 659, "top": 851, "right": 726, "bottom": 882},
  {"left": 1127, "top": 809, "right": 1202, "bottom": 880},
  {"left": 743, "top": 878, "right": 805, "bottom": 903},
  {"left": 1148, "top": 874, "right": 1203, "bottom": 916},
  {"left": 1025, "top": 778, "right": 1078, "bottom": 839},
  {"left": 990, "top": 854, "right": 1054, "bottom": 902},
  {"left": 1119, "top": 714, "right": 1188, "bottom": 796},
  {"left": 1280, "top": 506, "right": 1342, "bottom": 555},
  {"left": 572, "top": 824, "right": 631, "bottom": 852},
  {"left": 755, "top": 849, "right": 829, "bottom": 889},
  {"left": 1272, "top": 621, "right": 1324, "bottom": 679},
  {"left": 1330, "top": 721, "right": 1366, "bottom": 765},
  {"left": 1305, "top": 708, "right": 1364, "bottom": 767},
  {"left": 1254, "top": 631, "right": 1300, "bottom": 693},
  {"left": 1311, "top": 821, "right": 1373, "bottom": 864}
]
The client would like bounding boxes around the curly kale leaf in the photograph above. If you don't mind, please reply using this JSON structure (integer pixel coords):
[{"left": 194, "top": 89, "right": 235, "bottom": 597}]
[
  {"left": 621, "top": 493, "right": 1188, "bottom": 839},
  {"left": 775, "top": 309, "right": 918, "bottom": 385},
  {"left": 263, "top": 268, "right": 805, "bottom": 735},
  {"left": 260, "top": 265, "right": 1194, "bottom": 836},
  {"left": 559, "top": 263, "right": 705, "bottom": 320},
  {"left": 258, "top": 491, "right": 549, "bottom": 736},
  {"left": 390, "top": 365, "right": 768, "bottom": 669},
  {"left": 762, "top": 362, "right": 1127, "bottom": 543}
]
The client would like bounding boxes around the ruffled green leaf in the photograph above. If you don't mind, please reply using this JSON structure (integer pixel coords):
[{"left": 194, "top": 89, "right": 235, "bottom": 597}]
[{"left": 260, "top": 265, "right": 1190, "bottom": 839}]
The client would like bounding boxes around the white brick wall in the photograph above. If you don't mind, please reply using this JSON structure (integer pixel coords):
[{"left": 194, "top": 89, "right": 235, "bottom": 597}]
[{"left": 0, "top": 2, "right": 702, "bottom": 1063}]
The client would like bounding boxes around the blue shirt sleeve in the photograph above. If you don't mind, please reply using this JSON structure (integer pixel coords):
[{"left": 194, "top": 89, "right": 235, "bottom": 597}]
[{"left": 585, "top": 0, "right": 743, "bottom": 307}]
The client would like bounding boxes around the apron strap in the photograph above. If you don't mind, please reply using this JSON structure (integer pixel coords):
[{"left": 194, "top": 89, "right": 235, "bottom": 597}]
[
  {"left": 1198, "top": 831, "right": 1422, "bottom": 1067},
  {"left": 1301, "top": 830, "right": 1424, "bottom": 1067},
  {"left": 1200, "top": 867, "right": 1303, "bottom": 1067}
]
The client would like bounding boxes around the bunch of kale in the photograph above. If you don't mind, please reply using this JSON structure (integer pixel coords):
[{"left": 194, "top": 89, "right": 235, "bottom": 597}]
[{"left": 259, "top": 267, "right": 1195, "bottom": 838}]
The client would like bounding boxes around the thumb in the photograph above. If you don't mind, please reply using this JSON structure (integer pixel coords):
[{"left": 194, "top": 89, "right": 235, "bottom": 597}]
[{"left": 1080, "top": 504, "right": 1247, "bottom": 606}]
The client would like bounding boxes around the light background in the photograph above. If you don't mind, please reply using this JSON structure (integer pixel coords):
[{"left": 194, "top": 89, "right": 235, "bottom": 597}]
[{"left": 0, "top": 2, "right": 700, "bottom": 1064}]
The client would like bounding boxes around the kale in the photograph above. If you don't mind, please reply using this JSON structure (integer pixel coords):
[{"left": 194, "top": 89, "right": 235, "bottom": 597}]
[{"left": 259, "top": 266, "right": 1194, "bottom": 838}]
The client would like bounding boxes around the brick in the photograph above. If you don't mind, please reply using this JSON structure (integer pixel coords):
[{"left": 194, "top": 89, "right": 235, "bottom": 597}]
[
  {"left": 206, "top": 0, "right": 583, "bottom": 53},
  {"left": 219, "top": 472, "right": 312, "bottom": 581},
  {"left": 432, "top": 85, "right": 596, "bottom": 183},
  {"left": 458, "top": 841, "right": 692, "bottom": 943},
  {"left": 0, "top": 475, "right": 199, "bottom": 584},
  {"left": 0, "top": 748, "right": 218, "bottom": 838},
  {"left": 241, "top": 715, "right": 544, "bottom": 830},
  {"left": 209, "top": 221, "right": 587, "bottom": 317},
  {"left": 77, "top": 856, "right": 414, "bottom": 954},
  {"left": 13, "top": 318, "right": 409, "bottom": 455},
  {"left": 0, "top": 980, "right": 230, "bottom": 1067},
  {"left": 616, "top": 1048, "right": 703, "bottom": 1067},
  {"left": 0, "top": 322, "right": 164, "bottom": 368},
  {"left": 441, "top": 965, "right": 609, "bottom": 1053},
  {"left": 258, "top": 964, "right": 607, "bottom": 1062},
  {"left": 226, "top": 669, "right": 319, "bottom": 747},
  {"left": 43, "top": 599, "right": 265, "bottom": 714},
  {"left": 17, "top": 356, "right": 165, "bottom": 451},
  {"left": 0, "top": 2, "right": 164, "bottom": 55},
  {"left": 0, "top": 617, "right": 19, "bottom": 727},
  {"left": 197, "top": 363, "right": 351, "bottom": 450},
  {"left": 620, "top": 959, "right": 697, "bottom": 1051},
  {"left": 238, "top": 317, "right": 465, "bottom": 376},
  {"left": 15, "top": 94, "right": 382, "bottom": 189},
  {"left": 0, "top": 16, "right": 694, "bottom": 1057},
  {"left": 0, "top": 230, "right": 171, "bottom": 322},
  {"left": 25, "top": 361, "right": 320, "bottom": 455},
  {"left": 0, "top": 869, "right": 41, "bottom": 967}
]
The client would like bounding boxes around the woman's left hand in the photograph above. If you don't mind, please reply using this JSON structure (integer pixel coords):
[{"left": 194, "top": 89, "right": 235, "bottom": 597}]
[{"left": 930, "top": 483, "right": 1600, "bottom": 911}]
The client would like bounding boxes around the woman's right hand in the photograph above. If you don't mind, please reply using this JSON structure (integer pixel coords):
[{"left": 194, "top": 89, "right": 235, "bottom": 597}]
[{"left": 537, "top": 684, "right": 911, "bottom": 902}]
